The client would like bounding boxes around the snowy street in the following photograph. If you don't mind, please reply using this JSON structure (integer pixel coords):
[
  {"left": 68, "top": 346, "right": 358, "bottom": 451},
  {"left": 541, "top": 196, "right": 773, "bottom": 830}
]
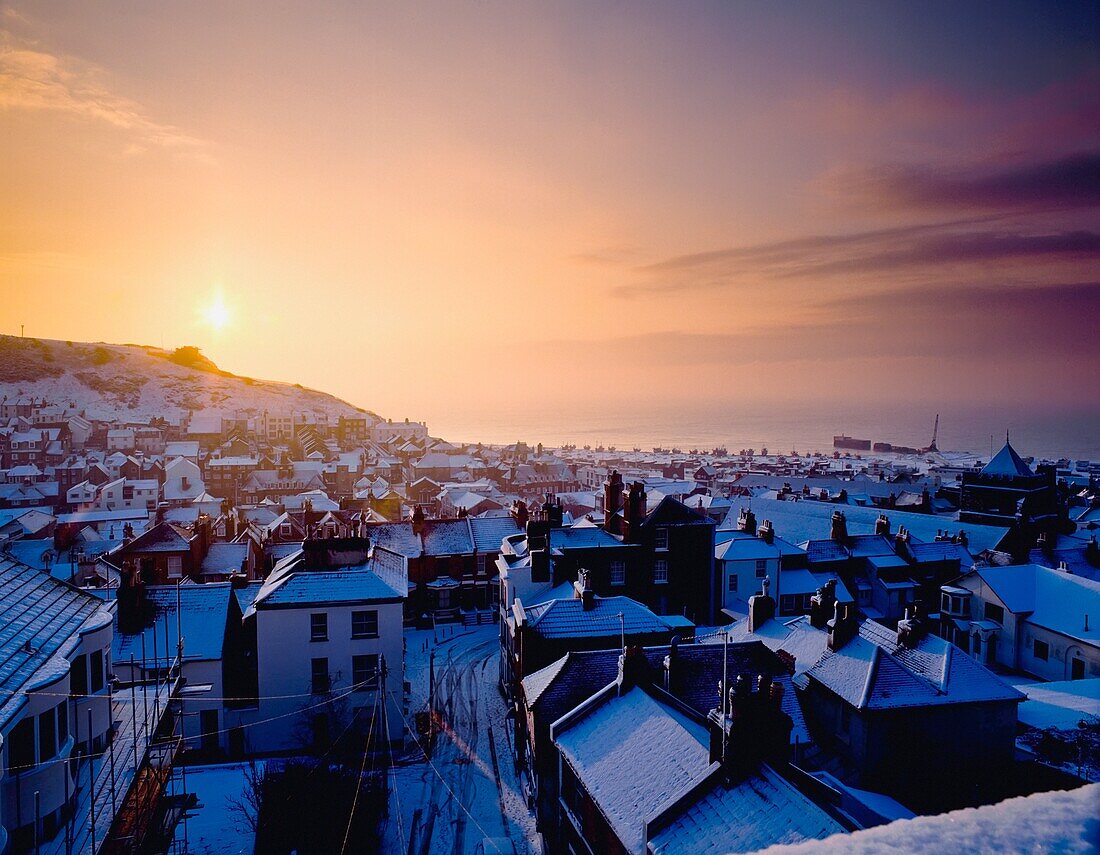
[{"left": 381, "top": 624, "right": 539, "bottom": 855}]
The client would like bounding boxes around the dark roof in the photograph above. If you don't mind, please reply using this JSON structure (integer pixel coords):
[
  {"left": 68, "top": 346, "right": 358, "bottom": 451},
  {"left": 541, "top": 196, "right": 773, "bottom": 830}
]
[
  {"left": 981, "top": 441, "right": 1034, "bottom": 478},
  {"left": 641, "top": 495, "right": 715, "bottom": 528},
  {"left": 119, "top": 521, "right": 192, "bottom": 554}
]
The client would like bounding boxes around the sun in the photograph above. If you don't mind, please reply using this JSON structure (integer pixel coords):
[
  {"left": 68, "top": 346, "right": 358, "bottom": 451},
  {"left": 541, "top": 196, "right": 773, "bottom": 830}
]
[{"left": 203, "top": 293, "right": 232, "bottom": 331}]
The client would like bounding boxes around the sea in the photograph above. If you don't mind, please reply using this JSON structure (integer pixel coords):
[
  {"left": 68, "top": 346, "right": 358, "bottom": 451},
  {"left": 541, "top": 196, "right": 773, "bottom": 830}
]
[{"left": 426, "top": 400, "right": 1100, "bottom": 462}]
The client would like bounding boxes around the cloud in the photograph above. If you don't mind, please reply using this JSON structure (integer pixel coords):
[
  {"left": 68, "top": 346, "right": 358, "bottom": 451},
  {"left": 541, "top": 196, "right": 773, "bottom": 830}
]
[
  {"left": 621, "top": 220, "right": 1099, "bottom": 296},
  {"left": 0, "top": 28, "right": 207, "bottom": 155},
  {"left": 578, "top": 281, "right": 1100, "bottom": 368},
  {"left": 839, "top": 151, "right": 1100, "bottom": 213}
]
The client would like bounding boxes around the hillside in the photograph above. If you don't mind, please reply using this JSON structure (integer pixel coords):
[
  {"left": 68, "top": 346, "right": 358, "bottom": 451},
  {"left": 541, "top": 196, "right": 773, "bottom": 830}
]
[{"left": 0, "top": 336, "right": 378, "bottom": 423}]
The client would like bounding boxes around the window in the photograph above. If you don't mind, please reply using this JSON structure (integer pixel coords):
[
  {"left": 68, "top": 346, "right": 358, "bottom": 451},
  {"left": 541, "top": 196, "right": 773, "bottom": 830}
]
[
  {"left": 476, "top": 554, "right": 487, "bottom": 574},
  {"left": 167, "top": 555, "right": 182, "bottom": 578},
  {"left": 654, "top": 528, "right": 669, "bottom": 550},
  {"left": 653, "top": 560, "right": 669, "bottom": 584},
  {"left": 984, "top": 602, "right": 1004, "bottom": 624},
  {"left": 1033, "top": 639, "right": 1049, "bottom": 661},
  {"left": 755, "top": 559, "right": 768, "bottom": 578},
  {"left": 352, "top": 654, "right": 380, "bottom": 690},
  {"left": 310, "top": 658, "right": 330, "bottom": 694},
  {"left": 610, "top": 561, "right": 626, "bottom": 586},
  {"left": 973, "top": 635, "right": 982, "bottom": 657},
  {"left": 7, "top": 718, "right": 35, "bottom": 772},
  {"left": 56, "top": 702, "right": 68, "bottom": 746},
  {"left": 727, "top": 573, "right": 738, "bottom": 593},
  {"left": 90, "top": 650, "right": 104, "bottom": 693},
  {"left": 71, "top": 654, "right": 88, "bottom": 697},
  {"left": 780, "top": 594, "right": 796, "bottom": 614},
  {"left": 310, "top": 613, "right": 328, "bottom": 642},
  {"left": 38, "top": 708, "right": 57, "bottom": 761},
  {"left": 352, "top": 610, "right": 378, "bottom": 639}
]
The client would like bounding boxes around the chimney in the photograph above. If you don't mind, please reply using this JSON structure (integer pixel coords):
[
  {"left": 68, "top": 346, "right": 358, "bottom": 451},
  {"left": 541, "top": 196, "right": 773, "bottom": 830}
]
[
  {"left": 574, "top": 569, "right": 596, "bottom": 610},
  {"left": 875, "top": 513, "right": 890, "bottom": 537},
  {"left": 747, "top": 577, "right": 776, "bottom": 632},
  {"left": 896, "top": 606, "right": 926, "bottom": 648},
  {"left": 708, "top": 672, "right": 793, "bottom": 777},
  {"left": 617, "top": 645, "right": 650, "bottom": 693},
  {"left": 1087, "top": 536, "right": 1099, "bottom": 567},
  {"left": 604, "top": 471, "right": 624, "bottom": 534},
  {"left": 757, "top": 519, "right": 774, "bottom": 544},
  {"left": 511, "top": 500, "right": 529, "bottom": 529},
  {"left": 624, "top": 481, "right": 647, "bottom": 541},
  {"left": 411, "top": 505, "right": 426, "bottom": 537},
  {"left": 116, "top": 558, "right": 151, "bottom": 634},
  {"left": 737, "top": 506, "right": 757, "bottom": 533},
  {"left": 809, "top": 579, "right": 837, "bottom": 629},
  {"left": 542, "top": 493, "right": 561, "bottom": 527},
  {"left": 830, "top": 510, "right": 848, "bottom": 543},
  {"left": 827, "top": 600, "right": 857, "bottom": 651}
]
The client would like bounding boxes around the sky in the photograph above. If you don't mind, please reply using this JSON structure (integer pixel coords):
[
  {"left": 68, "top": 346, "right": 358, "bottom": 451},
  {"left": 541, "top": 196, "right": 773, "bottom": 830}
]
[{"left": 1, "top": 1, "right": 1098, "bottom": 442}]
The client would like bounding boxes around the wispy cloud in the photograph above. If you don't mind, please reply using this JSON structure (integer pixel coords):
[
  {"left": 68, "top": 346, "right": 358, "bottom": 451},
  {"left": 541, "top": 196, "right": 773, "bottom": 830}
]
[
  {"left": 618, "top": 219, "right": 1099, "bottom": 297},
  {"left": 0, "top": 27, "right": 208, "bottom": 156},
  {"left": 572, "top": 281, "right": 1100, "bottom": 368},
  {"left": 836, "top": 151, "right": 1100, "bottom": 213}
]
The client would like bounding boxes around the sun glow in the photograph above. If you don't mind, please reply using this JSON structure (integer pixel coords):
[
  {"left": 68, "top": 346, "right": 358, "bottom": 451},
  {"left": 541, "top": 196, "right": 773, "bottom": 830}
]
[{"left": 202, "top": 293, "right": 231, "bottom": 331}]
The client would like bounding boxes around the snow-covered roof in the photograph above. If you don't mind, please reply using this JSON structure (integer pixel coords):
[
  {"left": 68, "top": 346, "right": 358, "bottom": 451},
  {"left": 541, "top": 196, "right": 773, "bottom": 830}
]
[
  {"left": 114, "top": 583, "right": 236, "bottom": 663},
  {"left": 555, "top": 685, "right": 710, "bottom": 854},
  {"left": 974, "top": 564, "right": 1100, "bottom": 643},
  {"left": 524, "top": 595, "right": 679, "bottom": 639},
  {"left": 719, "top": 497, "right": 1009, "bottom": 555},
  {"left": 804, "top": 619, "right": 1024, "bottom": 710},
  {"left": 1016, "top": 678, "right": 1100, "bottom": 730},
  {"left": 0, "top": 554, "right": 112, "bottom": 729},
  {"left": 980, "top": 441, "right": 1034, "bottom": 478},
  {"left": 759, "top": 783, "right": 1099, "bottom": 854},
  {"left": 649, "top": 763, "right": 844, "bottom": 855}
]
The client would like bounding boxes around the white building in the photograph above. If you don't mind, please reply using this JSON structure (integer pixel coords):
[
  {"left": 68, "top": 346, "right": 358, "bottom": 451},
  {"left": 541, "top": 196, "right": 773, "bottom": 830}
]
[
  {"left": 0, "top": 555, "right": 114, "bottom": 852},
  {"left": 240, "top": 540, "right": 407, "bottom": 750},
  {"left": 163, "top": 456, "right": 205, "bottom": 506},
  {"left": 96, "top": 477, "right": 159, "bottom": 511},
  {"left": 106, "top": 428, "right": 136, "bottom": 452},
  {"left": 941, "top": 563, "right": 1100, "bottom": 681}
]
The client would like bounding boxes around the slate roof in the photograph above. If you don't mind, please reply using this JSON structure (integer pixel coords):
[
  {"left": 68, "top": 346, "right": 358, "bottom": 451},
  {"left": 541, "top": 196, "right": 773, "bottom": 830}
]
[
  {"left": 201, "top": 542, "right": 248, "bottom": 576},
  {"left": 981, "top": 441, "right": 1034, "bottom": 478},
  {"left": 258, "top": 568, "right": 405, "bottom": 607},
  {"left": 421, "top": 519, "right": 474, "bottom": 556},
  {"left": 719, "top": 497, "right": 1009, "bottom": 555},
  {"left": 550, "top": 526, "right": 624, "bottom": 550},
  {"left": 555, "top": 685, "right": 710, "bottom": 854},
  {"left": 524, "top": 596, "right": 676, "bottom": 639},
  {"left": 120, "top": 521, "right": 192, "bottom": 553},
  {"left": 468, "top": 515, "right": 522, "bottom": 552},
  {"left": 648, "top": 763, "right": 844, "bottom": 855},
  {"left": 114, "top": 583, "right": 235, "bottom": 663},
  {"left": 804, "top": 619, "right": 1024, "bottom": 710},
  {"left": 0, "top": 555, "right": 111, "bottom": 728}
]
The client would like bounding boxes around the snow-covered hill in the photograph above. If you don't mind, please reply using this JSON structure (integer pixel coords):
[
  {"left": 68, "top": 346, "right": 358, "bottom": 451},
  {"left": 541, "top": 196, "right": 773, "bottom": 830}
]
[{"left": 0, "top": 336, "right": 378, "bottom": 423}]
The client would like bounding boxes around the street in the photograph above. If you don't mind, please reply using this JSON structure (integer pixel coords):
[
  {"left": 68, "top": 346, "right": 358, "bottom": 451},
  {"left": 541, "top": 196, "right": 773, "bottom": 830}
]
[{"left": 381, "top": 625, "right": 539, "bottom": 855}]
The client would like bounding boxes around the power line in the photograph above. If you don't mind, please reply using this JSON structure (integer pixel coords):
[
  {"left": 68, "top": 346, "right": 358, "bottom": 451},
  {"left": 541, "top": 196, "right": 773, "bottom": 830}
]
[
  {"left": 386, "top": 687, "right": 503, "bottom": 853},
  {"left": 339, "top": 690, "right": 378, "bottom": 855}
]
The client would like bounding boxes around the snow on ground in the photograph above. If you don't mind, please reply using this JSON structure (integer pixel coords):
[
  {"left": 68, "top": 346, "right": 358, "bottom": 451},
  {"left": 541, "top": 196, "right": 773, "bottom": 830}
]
[
  {"left": 380, "top": 624, "right": 539, "bottom": 855},
  {"left": 171, "top": 762, "right": 260, "bottom": 855},
  {"left": 758, "top": 784, "right": 1100, "bottom": 854}
]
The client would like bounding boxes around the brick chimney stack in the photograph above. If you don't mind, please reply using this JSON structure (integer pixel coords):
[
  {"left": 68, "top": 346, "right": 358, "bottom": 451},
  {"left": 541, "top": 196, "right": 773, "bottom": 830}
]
[
  {"left": 604, "top": 471, "right": 624, "bottom": 535},
  {"left": 757, "top": 519, "right": 774, "bottom": 544},
  {"left": 875, "top": 513, "right": 890, "bottom": 537},
  {"left": 827, "top": 600, "right": 857, "bottom": 651},
  {"left": 830, "top": 510, "right": 849, "bottom": 544},
  {"left": 708, "top": 672, "right": 793, "bottom": 778},
  {"left": 747, "top": 577, "right": 776, "bottom": 632},
  {"left": 809, "top": 579, "right": 837, "bottom": 629}
]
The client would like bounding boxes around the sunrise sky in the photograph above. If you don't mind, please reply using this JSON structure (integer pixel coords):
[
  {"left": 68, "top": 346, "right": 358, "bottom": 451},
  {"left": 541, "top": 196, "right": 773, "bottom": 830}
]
[{"left": 2, "top": 2, "right": 1098, "bottom": 439}]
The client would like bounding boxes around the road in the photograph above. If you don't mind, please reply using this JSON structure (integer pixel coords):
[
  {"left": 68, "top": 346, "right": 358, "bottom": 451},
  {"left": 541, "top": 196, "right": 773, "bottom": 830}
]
[{"left": 381, "top": 624, "right": 539, "bottom": 855}]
